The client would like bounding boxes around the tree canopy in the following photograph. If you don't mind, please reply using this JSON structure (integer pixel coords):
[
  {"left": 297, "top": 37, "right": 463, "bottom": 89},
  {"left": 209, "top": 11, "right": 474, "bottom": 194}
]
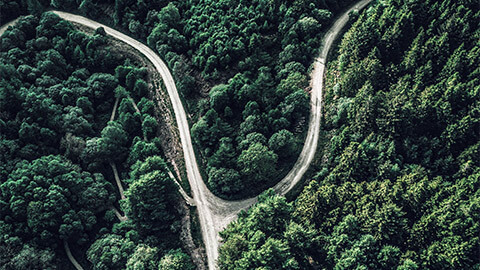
[
  {"left": 219, "top": 0, "right": 480, "bottom": 268},
  {"left": 1, "top": 13, "right": 194, "bottom": 268}
]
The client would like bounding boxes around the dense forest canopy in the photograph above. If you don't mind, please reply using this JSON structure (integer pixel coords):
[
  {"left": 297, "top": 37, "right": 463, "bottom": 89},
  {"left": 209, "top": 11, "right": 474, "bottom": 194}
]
[
  {"left": 1, "top": 0, "right": 360, "bottom": 199},
  {"left": 0, "top": 13, "right": 193, "bottom": 269},
  {"left": 186, "top": 0, "right": 358, "bottom": 198},
  {"left": 219, "top": 0, "right": 480, "bottom": 268},
  {"left": 1, "top": 0, "right": 478, "bottom": 268}
]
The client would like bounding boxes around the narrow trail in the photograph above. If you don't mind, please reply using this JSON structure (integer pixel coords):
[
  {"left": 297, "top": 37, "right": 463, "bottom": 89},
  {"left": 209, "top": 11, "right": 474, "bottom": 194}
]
[
  {"left": 109, "top": 95, "right": 129, "bottom": 221},
  {"left": 0, "top": 2, "right": 372, "bottom": 268},
  {"left": 130, "top": 97, "right": 141, "bottom": 114},
  {"left": 63, "top": 240, "right": 84, "bottom": 270},
  {"left": 110, "top": 206, "right": 128, "bottom": 222},
  {"left": 168, "top": 169, "right": 196, "bottom": 205},
  {"left": 110, "top": 159, "right": 126, "bottom": 200},
  {"left": 110, "top": 97, "right": 120, "bottom": 122}
]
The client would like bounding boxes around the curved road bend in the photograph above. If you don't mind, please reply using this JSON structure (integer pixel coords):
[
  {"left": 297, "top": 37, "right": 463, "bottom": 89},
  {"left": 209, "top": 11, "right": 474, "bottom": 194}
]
[
  {"left": 202, "top": 0, "right": 374, "bottom": 260},
  {"left": 0, "top": 1, "right": 372, "bottom": 268}
]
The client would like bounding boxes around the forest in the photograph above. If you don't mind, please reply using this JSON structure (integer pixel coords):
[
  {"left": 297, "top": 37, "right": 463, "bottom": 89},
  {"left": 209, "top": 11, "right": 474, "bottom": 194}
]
[
  {"left": 1, "top": 0, "right": 361, "bottom": 268},
  {"left": 1, "top": 0, "right": 478, "bottom": 269},
  {"left": 218, "top": 0, "right": 479, "bottom": 269},
  {"left": 1, "top": 0, "right": 361, "bottom": 199},
  {"left": 0, "top": 13, "right": 193, "bottom": 269}
]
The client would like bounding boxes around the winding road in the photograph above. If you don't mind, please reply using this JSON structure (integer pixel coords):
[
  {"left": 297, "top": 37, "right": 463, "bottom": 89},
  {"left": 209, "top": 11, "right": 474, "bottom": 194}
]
[{"left": 0, "top": 1, "right": 372, "bottom": 268}]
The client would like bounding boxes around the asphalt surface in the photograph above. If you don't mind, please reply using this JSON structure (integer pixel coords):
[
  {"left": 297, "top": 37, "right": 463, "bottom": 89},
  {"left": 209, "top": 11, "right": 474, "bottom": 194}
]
[{"left": 0, "top": 1, "right": 372, "bottom": 268}]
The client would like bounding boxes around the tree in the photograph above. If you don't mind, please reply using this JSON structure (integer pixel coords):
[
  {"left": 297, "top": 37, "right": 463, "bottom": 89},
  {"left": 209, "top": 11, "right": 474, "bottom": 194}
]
[
  {"left": 239, "top": 115, "right": 266, "bottom": 136},
  {"left": 208, "top": 137, "right": 237, "bottom": 168},
  {"left": 127, "top": 139, "right": 162, "bottom": 167},
  {"left": 277, "top": 72, "right": 307, "bottom": 98},
  {"left": 99, "top": 121, "right": 128, "bottom": 162},
  {"left": 81, "top": 137, "right": 103, "bottom": 168},
  {"left": 157, "top": 2, "right": 181, "bottom": 28},
  {"left": 4, "top": 245, "right": 55, "bottom": 270},
  {"left": 238, "top": 132, "right": 267, "bottom": 151},
  {"left": 268, "top": 129, "right": 299, "bottom": 159},
  {"left": 284, "top": 222, "right": 321, "bottom": 268},
  {"left": 242, "top": 101, "right": 260, "bottom": 120},
  {"left": 0, "top": 155, "right": 112, "bottom": 246},
  {"left": 281, "top": 90, "right": 309, "bottom": 124},
  {"left": 133, "top": 79, "right": 148, "bottom": 99},
  {"left": 365, "top": 203, "right": 408, "bottom": 247},
  {"left": 79, "top": 0, "right": 98, "bottom": 18},
  {"left": 142, "top": 115, "right": 157, "bottom": 140},
  {"left": 208, "top": 167, "right": 243, "bottom": 197},
  {"left": 87, "top": 73, "right": 118, "bottom": 103},
  {"left": 209, "top": 84, "right": 230, "bottom": 112},
  {"left": 125, "top": 244, "right": 159, "bottom": 270},
  {"left": 333, "top": 234, "right": 380, "bottom": 270},
  {"left": 125, "top": 169, "right": 179, "bottom": 241},
  {"left": 129, "top": 155, "right": 167, "bottom": 181},
  {"left": 219, "top": 191, "right": 298, "bottom": 269},
  {"left": 237, "top": 143, "right": 278, "bottom": 186},
  {"left": 26, "top": 0, "right": 43, "bottom": 16},
  {"left": 158, "top": 249, "right": 195, "bottom": 270},
  {"left": 236, "top": 238, "right": 299, "bottom": 270},
  {"left": 87, "top": 234, "right": 135, "bottom": 270},
  {"left": 62, "top": 106, "right": 93, "bottom": 136},
  {"left": 377, "top": 245, "right": 402, "bottom": 269}
]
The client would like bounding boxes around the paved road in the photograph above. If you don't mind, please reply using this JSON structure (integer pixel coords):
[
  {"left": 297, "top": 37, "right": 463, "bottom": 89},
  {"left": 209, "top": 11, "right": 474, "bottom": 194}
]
[{"left": 1, "top": 1, "right": 372, "bottom": 268}]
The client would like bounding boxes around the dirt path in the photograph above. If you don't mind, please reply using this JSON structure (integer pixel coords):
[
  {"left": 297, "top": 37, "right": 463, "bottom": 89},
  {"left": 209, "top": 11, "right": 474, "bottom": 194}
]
[
  {"left": 110, "top": 97, "right": 120, "bottom": 122},
  {"left": 110, "top": 206, "right": 128, "bottom": 222},
  {"left": 129, "top": 97, "right": 141, "bottom": 114},
  {"left": 64, "top": 240, "right": 84, "bottom": 270},
  {"left": 109, "top": 161, "right": 126, "bottom": 200},
  {"left": 272, "top": 0, "right": 373, "bottom": 196}
]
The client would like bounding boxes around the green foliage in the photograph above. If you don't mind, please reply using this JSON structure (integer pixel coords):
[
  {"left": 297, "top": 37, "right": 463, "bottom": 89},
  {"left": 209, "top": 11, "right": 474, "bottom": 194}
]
[
  {"left": 0, "top": 155, "right": 114, "bottom": 247},
  {"left": 220, "top": 0, "right": 479, "bottom": 268},
  {"left": 27, "top": 0, "right": 44, "bottom": 16},
  {"left": 207, "top": 167, "right": 242, "bottom": 197},
  {"left": 142, "top": 115, "right": 158, "bottom": 140},
  {"left": 99, "top": 121, "right": 129, "bottom": 162},
  {"left": 147, "top": 3, "right": 186, "bottom": 56},
  {"left": 269, "top": 129, "right": 299, "bottom": 160},
  {"left": 237, "top": 143, "right": 278, "bottom": 187},
  {"left": 125, "top": 158, "right": 180, "bottom": 244},
  {"left": 2, "top": 244, "right": 56, "bottom": 270},
  {"left": 158, "top": 249, "right": 195, "bottom": 270},
  {"left": 1, "top": 14, "right": 190, "bottom": 268},
  {"left": 126, "top": 244, "right": 159, "bottom": 270},
  {"left": 127, "top": 138, "right": 163, "bottom": 167},
  {"left": 87, "top": 234, "right": 136, "bottom": 270},
  {"left": 219, "top": 191, "right": 300, "bottom": 270}
]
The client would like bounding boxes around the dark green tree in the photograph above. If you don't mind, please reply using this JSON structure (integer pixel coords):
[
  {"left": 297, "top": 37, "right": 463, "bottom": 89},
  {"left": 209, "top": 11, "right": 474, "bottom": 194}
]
[
  {"left": 237, "top": 142, "right": 278, "bottom": 186},
  {"left": 125, "top": 166, "right": 179, "bottom": 241}
]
